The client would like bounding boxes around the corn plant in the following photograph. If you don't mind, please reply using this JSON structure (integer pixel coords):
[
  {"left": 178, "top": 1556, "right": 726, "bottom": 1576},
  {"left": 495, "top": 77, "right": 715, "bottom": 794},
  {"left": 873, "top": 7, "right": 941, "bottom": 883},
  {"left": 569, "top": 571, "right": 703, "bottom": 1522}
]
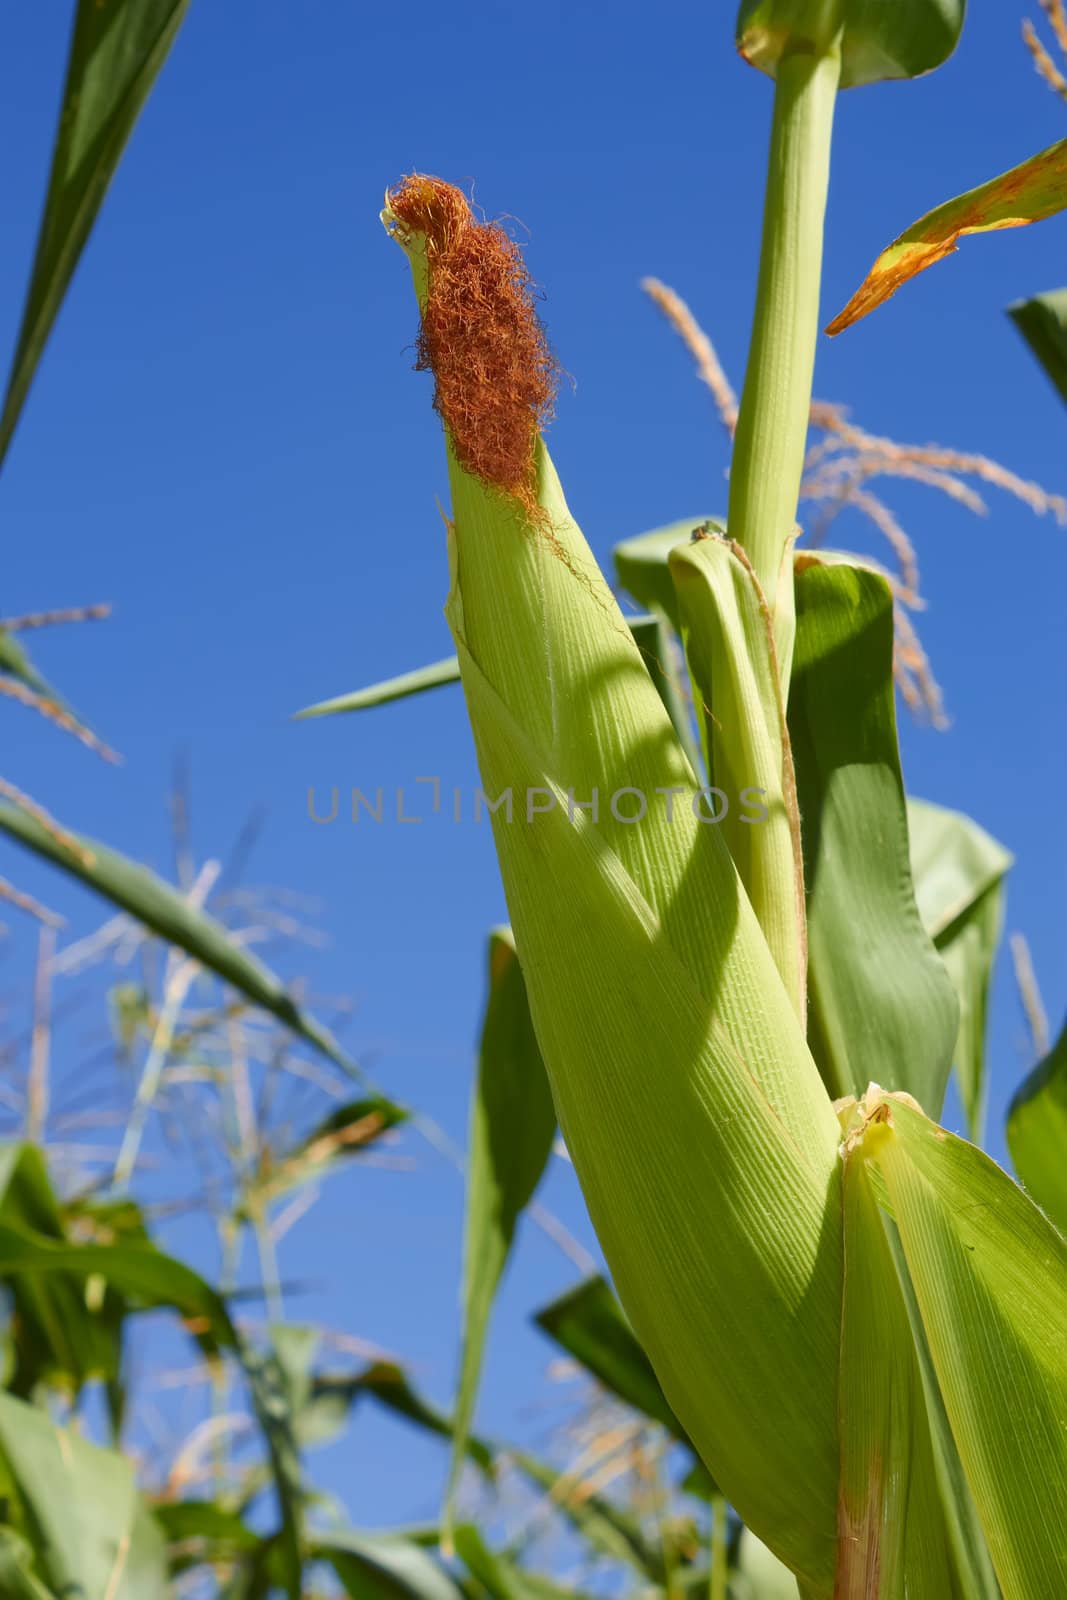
[{"left": 356, "top": 3, "right": 1067, "bottom": 1595}]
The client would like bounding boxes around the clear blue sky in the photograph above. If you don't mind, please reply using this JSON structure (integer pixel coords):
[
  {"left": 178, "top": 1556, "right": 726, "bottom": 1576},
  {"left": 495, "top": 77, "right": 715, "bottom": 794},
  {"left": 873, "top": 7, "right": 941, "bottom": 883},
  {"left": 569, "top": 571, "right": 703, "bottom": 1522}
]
[{"left": 2, "top": 0, "right": 1065, "bottom": 1535}]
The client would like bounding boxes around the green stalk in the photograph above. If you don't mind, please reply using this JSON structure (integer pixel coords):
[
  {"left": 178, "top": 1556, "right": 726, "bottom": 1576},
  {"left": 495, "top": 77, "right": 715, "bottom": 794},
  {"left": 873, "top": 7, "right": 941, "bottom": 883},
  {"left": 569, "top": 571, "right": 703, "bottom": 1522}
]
[{"left": 727, "top": 36, "right": 842, "bottom": 680}]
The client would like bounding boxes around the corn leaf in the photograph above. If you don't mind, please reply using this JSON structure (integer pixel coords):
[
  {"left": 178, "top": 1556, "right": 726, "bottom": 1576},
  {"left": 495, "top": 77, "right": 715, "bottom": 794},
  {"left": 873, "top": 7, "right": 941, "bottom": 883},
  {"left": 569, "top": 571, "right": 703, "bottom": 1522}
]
[
  {"left": 316, "top": 1531, "right": 466, "bottom": 1600},
  {"left": 828, "top": 138, "right": 1067, "bottom": 334},
  {"left": 1007, "top": 1015, "right": 1067, "bottom": 1236},
  {"left": 391, "top": 202, "right": 842, "bottom": 1591},
  {"left": 859, "top": 1090, "right": 1067, "bottom": 1600},
  {"left": 614, "top": 517, "right": 722, "bottom": 633},
  {"left": 251, "top": 1095, "right": 407, "bottom": 1207},
  {"left": 295, "top": 657, "right": 461, "bottom": 719},
  {"left": 788, "top": 559, "right": 958, "bottom": 1111},
  {"left": 627, "top": 612, "right": 703, "bottom": 775},
  {"left": 0, "top": 1390, "right": 168, "bottom": 1600},
  {"left": 1009, "top": 287, "right": 1067, "bottom": 407},
  {"left": 908, "top": 797, "right": 1012, "bottom": 1140},
  {"left": 733, "top": 1530, "right": 799, "bottom": 1599},
  {"left": 508, "top": 1450, "right": 668, "bottom": 1582},
  {"left": 836, "top": 1104, "right": 957, "bottom": 1595},
  {"left": 295, "top": 614, "right": 664, "bottom": 725},
  {"left": 0, "top": 0, "right": 191, "bottom": 469},
  {"left": 334, "top": 1358, "right": 495, "bottom": 1474},
  {"left": 671, "top": 533, "right": 806, "bottom": 1017},
  {"left": 736, "top": 0, "right": 964, "bottom": 87},
  {"left": 534, "top": 1274, "right": 682, "bottom": 1437},
  {"left": 445, "top": 929, "right": 557, "bottom": 1527},
  {"left": 0, "top": 800, "right": 352, "bottom": 1071},
  {"left": 443, "top": 458, "right": 843, "bottom": 1590},
  {"left": 0, "top": 1532, "right": 55, "bottom": 1600}
]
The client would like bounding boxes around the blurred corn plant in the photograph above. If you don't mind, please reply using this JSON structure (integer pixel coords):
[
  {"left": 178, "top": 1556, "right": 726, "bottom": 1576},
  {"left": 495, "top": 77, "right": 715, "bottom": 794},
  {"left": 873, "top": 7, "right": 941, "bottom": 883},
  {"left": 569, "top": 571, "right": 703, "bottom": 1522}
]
[{"left": 299, "top": 1, "right": 1067, "bottom": 1595}]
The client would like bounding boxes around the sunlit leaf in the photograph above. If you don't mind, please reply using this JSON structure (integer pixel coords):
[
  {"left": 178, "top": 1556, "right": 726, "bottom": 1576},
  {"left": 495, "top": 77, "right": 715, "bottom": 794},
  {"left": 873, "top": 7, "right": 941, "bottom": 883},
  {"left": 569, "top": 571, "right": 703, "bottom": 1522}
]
[
  {"left": 858, "top": 1089, "right": 1067, "bottom": 1599},
  {"left": 828, "top": 138, "right": 1067, "bottom": 334},
  {"left": 0, "top": 0, "right": 191, "bottom": 468}
]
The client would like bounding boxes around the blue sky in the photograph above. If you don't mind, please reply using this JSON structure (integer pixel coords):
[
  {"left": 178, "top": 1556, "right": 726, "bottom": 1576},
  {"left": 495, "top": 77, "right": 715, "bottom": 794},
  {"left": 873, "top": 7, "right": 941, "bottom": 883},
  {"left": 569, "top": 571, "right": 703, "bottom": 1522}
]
[{"left": 2, "top": 0, "right": 1066, "bottom": 1538}]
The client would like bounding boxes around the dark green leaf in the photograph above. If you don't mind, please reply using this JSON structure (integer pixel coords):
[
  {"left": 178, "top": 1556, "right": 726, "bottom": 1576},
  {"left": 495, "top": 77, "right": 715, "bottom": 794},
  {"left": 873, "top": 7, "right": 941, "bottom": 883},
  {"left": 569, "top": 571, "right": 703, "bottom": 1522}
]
[
  {"left": 533, "top": 1275, "right": 683, "bottom": 1439},
  {"left": 0, "top": 1531, "right": 55, "bottom": 1600},
  {"left": 446, "top": 929, "right": 557, "bottom": 1523},
  {"left": 307, "top": 1358, "right": 493, "bottom": 1473},
  {"left": 1009, "top": 288, "right": 1067, "bottom": 408},
  {"left": 1007, "top": 1014, "right": 1067, "bottom": 1236},
  {"left": 787, "top": 559, "right": 958, "bottom": 1110},
  {"left": 0, "top": 800, "right": 353, "bottom": 1071},
  {"left": 908, "top": 797, "right": 1012, "bottom": 1139},
  {"left": 0, "top": 0, "right": 191, "bottom": 468}
]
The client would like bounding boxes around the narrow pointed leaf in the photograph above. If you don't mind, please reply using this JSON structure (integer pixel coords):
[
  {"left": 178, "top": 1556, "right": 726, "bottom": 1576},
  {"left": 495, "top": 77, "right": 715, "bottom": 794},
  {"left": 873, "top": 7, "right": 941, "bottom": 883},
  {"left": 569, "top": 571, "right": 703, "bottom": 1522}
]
[
  {"left": 296, "top": 615, "right": 663, "bottom": 724},
  {"left": 295, "top": 657, "right": 461, "bottom": 719},
  {"left": 788, "top": 559, "right": 958, "bottom": 1110},
  {"left": 0, "top": 800, "right": 352, "bottom": 1071},
  {"left": 859, "top": 1090, "right": 1067, "bottom": 1600},
  {"left": 828, "top": 139, "right": 1067, "bottom": 334},
  {"left": 736, "top": 0, "right": 965, "bottom": 86},
  {"left": 1009, "top": 288, "right": 1067, "bottom": 407},
  {"left": 1007, "top": 1014, "right": 1067, "bottom": 1235},
  {"left": 445, "top": 929, "right": 557, "bottom": 1525},
  {"left": 908, "top": 797, "right": 1012, "bottom": 1139},
  {"left": 0, "top": 0, "right": 191, "bottom": 468}
]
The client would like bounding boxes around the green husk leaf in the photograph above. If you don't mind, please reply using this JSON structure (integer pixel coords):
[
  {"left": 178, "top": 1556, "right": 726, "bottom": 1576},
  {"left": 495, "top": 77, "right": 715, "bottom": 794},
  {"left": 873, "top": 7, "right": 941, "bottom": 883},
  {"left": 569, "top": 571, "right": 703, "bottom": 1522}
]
[
  {"left": 389, "top": 196, "right": 843, "bottom": 1589},
  {"left": 1007, "top": 1014, "right": 1067, "bottom": 1236},
  {"left": 835, "top": 1100, "right": 956, "bottom": 1595},
  {"left": 828, "top": 138, "right": 1067, "bottom": 334},
  {"left": 445, "top": 929, "right": 556, "bottom": 1529},
  {"left": 788, "top": 559, "right": 958, "bottom": 1112},
  {"left": 736, "top": 0, "right": 964, "bottom": 87},
  {"left": 908, "top": 797, "right": 1012, "bottom": 1140},
  {"left": 0, "top": 0, "right": 191, "bottom": 469},
  {"left": 613, "top": 518, "right": 723, "bottom": 633},
  {"left": 860, "top": 1090, "right": 1067, "bottom": 1600},
  {"left": 671, "top": 532, "right": 806, "bottom": 1017},
  {"left": 1008, "top": 287, "right": 1067, "bottom": 407},
  {"left": 0, "top": 800, "right": 352, "bottom": 1072}
]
